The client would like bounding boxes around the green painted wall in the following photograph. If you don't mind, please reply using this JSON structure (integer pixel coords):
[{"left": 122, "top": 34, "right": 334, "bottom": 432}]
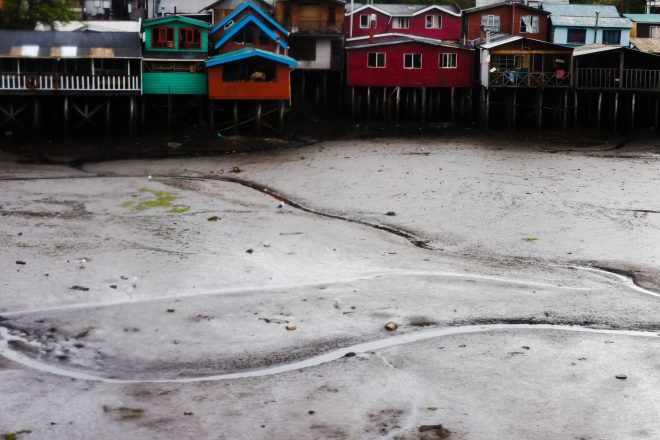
[
  {"left": 143, "top": 73, "right": 208, "bottom": 95},
  {"left": 144, "top": 22, "right": 209, "bottom": 52}
]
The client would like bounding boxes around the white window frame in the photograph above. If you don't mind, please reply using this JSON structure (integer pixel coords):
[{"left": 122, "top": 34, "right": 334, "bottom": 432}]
[
  {"left": 482, "top": 14, "right": 500, "bottom": 32},
  {"left": 367, "top": 52, "right": 386, "bottom": 68},
  {"left": 519, "top": 15, "right": 539, "bottom": 34},
  {"left": 650, "top": 25, "right": 660, "bottom": 38},
  {"left": 360, "top": 14, "right": 372, "bottom": 28},
  {"left": 392, "top": 17, "right": 410, "bottom": 29},
  {"left": 425, "top": 15, "right": 442, "bottom": 29},
  {"left": 403, "top": 53, "right": 422, "bottom": 69},
  {"left": 439, "top": 53, "right": 457, "bottom": 69}
]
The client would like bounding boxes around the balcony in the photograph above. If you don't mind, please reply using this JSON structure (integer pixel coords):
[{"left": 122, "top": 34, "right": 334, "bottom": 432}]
[
  {"left": 488, "top": 71, "right": 572, "bottom": 88},
  {"left": 290, "top": 20, "right": 342, "bottom": 34},
  {"left": 575, "top": 68, "right": 660, "bottom": 91},
  {"left": 0, "top": 74, "right": 141, "bottom": 94}
]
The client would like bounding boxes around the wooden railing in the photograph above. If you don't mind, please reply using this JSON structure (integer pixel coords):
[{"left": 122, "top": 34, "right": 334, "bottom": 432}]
[
  {"left": 0, "top": 74, "right": 141, "bottom": 92},
  {"left": 489, "top": 71, "right": 571, "bottom": 87},
  {"left": 576, "top": 68, "right": 660, "bottom": 90},
  {"left": 291, "top": 20, "right": 342, "bottom": 33}
]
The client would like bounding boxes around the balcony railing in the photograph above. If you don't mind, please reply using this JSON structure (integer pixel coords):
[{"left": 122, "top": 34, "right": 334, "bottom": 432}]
[
  {"left": 489, "top": 71, "right": 572, "bottom": 88},
  {"left": 575, "top": 68, "right": 660, "bottom": 90},
  {"left": 290, "top": 20, "right": 342, "bottom": 33},
  {"left": 0, "top": 74, "right": 141, "bottom": 92}
]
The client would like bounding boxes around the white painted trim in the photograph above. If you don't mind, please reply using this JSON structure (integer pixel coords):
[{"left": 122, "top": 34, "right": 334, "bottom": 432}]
[
  {"left": 425, "top": 14, "right": 442, "bottom": 29},
  {"left": 346, "top": 4, "right": 461, "bottom": 18},
  {"left": 367, "top": 51, "right": 386, "bottom": 68},
  {"left": 439, "top": 52, "right": 458, "bottom": 69},
  {"left": 403, "top": 52, "right": 422, "bottom": 69}
]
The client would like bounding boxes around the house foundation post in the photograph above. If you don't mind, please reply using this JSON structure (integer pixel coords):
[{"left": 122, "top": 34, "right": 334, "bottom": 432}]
[
  {"left": 421, "top": 87, "right": 426, "bottom": 123},
  {"left": 597, "top": 92, "right": 603, "bottom": 130},
  {"left": 613, "top": 92, "right": 618, "bottom": 133}
]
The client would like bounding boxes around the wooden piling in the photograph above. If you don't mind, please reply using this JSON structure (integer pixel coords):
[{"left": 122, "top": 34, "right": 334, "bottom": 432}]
[
  {"left": 421, "top": 87, "right": 427, "bottom": 123},
  {"left": 350, "top": 87, "right": 355, "bottom": 120},
  {"left": 562, "top": 90, "right": 568, "bottom": 132},
  {"left": 129, "top": 96, "right": 135, "bottom": 137},
  {"left": 512, "top": 88, "right": 517, "bottom": 130},
  {"left": 597, "top": 92, "right": 603, "bottom": 130},
  {"left": 233, "top": 101, "right": 239, "bottom": 135},
  {"left": 105, "top": 98, "right": 111, "bottom": 134},
  {"left": 256, "top": 102, "right": 262, "bottom": 135},
  {"left": 278, "top": 101, "right": 285, "bottom": 133},
  {"left": 630, "top": 92, "right": 636, "bottom": 131},
  {"left": 366, "top": 86, "right": 371, "bottom": 120},
  {"left": 613, "top": 92, "right": 618, "bottom": 133},
  {"left": 33, "top": 97, "right": 40, "bottom": 133},
  {"left": 450, "top": 86, "right": 456, "bottom": 123},
  {"left": 536, "top": 89, "right": 543, "bottom": 131},
  {"left": 395, "top": 87, "right": 400, "bottom": 123}
]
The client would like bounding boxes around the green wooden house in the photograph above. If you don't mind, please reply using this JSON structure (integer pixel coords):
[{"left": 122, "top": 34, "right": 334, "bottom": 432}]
[{"left": 141, "top": 16, "right": 210, "bottom": 95}]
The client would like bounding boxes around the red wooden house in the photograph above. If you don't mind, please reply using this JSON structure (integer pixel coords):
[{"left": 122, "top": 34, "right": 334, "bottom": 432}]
[
  {"left": 205, "top": 1, "right": 297, "bottom": 132},
  {"left": 345, "top": 3, "right": 462, "bottom": 41},
  {"left": 346, "top": 35, "right": 472, "bottom": 88},
  {"left": 462, "top": 2, "right": 550, "bottom": 44}
]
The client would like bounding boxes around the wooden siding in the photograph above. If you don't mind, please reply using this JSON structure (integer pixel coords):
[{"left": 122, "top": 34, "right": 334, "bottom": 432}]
[
  {"left": 635, "top": 23, "right": 660, "bottom": 38},
  {"left": 210, "top": 9, "right": 287, "bottom": 47},
  {"left": 208, "top": 63, "right": 291, "bottom": 100},
  {"left": 142, "top": 73, "right": 207, "bottom": 94},
  {"left": 144, "top": 22, "right": 209, "bottom": 52},
  {"left": 346, "top": 6, "right": 461, "bottom": 40},
  {"left": 346, "top": 42, "right": 472, "bottom": 88},
  {"left": 275, "top": 0, "right": 344, "bottom": 33},
  {"left": 463, "top": 5, "right": 548, "bottom": 42}
]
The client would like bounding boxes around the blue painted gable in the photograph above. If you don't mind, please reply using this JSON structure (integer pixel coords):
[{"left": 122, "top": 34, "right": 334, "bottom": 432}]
[
  {"left": 210, "top": 1, "right": 288, "bottom": 37},
  {"left": 214, "top": 13, "right": 288, "bottom": 50}
]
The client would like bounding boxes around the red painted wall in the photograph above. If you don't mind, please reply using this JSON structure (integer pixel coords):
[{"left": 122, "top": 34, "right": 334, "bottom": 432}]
[
  {"left": 346, "top": 6, "right": 461, "bottom": 41},
  {"left": 208, "top": 63, "right": 291, "bottom": 100},
  {"left": 463, "top": 5, "right": 548, "bottom": 42},
  {"left": 346, "top": 42, "right": 473, "bottom": 88}
]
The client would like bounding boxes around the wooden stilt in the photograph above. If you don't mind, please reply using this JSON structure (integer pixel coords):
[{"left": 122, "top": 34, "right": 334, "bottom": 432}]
[
  {"left": 209, "top": 100, "right": 215, "bottom": 133},
  {"left": 573, "top": 91, "right": 578, "bottom": 130},
  {"left": 412, "top": 89, "right": 417, "bottom": 120},
  {"left": 129, "top": 96, "right": 135, "bottom": 137},
  {"left": 301, "top": 71, "right": 306, "bottom": 105},
  {"left": 630, "top": 92, "right": 636, "bottom": 132},
  {"left": 141, "top": 95, "right": 147, "bottom": 128},
  {"left": 322, "top": 72, "right": 327, "bottom": 108},
  {"left": 356, "top": 88, "right": 362, "bottom": 119},
  {"left": 63, "top": 97, "right": 69, "bottom": 135},
  {"left": 613, "top": 92, "right": 618, "bottom": 133},
  {"left": 382, "top": 87, "right": 387, "bottom": 120},
  {"left": 395, "top": 87, "right": 400, "bottom": 123},
  {"left": 167, "top": 91, "right": 172, "bottom": 132},
  {"left": 315, "top": 82, "right": 320, "bottom": 108},
  {"left": 233, "top": 101, "right": 239, "bottom": 135},
  {"left": 421, "top": 87, "right": 426, "bottom": 123},
  {"left": 597, "top": 92, "right": 602, "bottom": 130},
  {"left": 33, "top": 97, "right": 40, "bottom": 133},
  {"left": 278, "top": 101, "right": 285, "bottom": 133},
  {"left": 366, "top": 86, "right": 371, "bottom": 120},
  {"left": 655, "top": 93, "right": 659, "bottom": 131},
  {"left": 512, "top": 88, "right": 517, "bottom": 130},
  {"left": 350, "top": 87, "right": 355, "bottom": 119},
  {"left": 562, "top": 90, "right": 568, "bottom": 132},
  {"left": 536, "top": 89, "right": 543, "bottom": 131},
  {"left": 105, "top": 98, "right": 111, "bottom": 134},
  {"left": 450, "top": 86, "right": 456, "bottom": 123},
  {"left": 256, "top": 102, "right": 262, "bottom": 135},
  {"left": 485, "top": 88, "right": 490, "bottom": 131},
  {"left": 198, "top": 95, "right": 204, "bottom": 125}
]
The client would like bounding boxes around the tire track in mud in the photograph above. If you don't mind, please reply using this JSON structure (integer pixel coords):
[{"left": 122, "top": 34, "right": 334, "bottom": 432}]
[{"left": 0, "top": 324, "right": 658, "bottom": 383}]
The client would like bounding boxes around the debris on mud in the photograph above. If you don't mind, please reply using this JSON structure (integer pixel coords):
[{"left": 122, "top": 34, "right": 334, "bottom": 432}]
[
  {"left": 102, "top": 405, "right": 144, "bottom": 420},
  {"left": 418, "top": 424, "right": 451, "bottom": 439},
  {"left": 3, "top": 430, "right": 32, "bottom": 440},
  {"left": 285, "top": 323, "right": 297, "bottom": 331},
  {"left": 15, "top": 261, "right": 25, "bottom": 265},
  {"left": 69, "top": 285, "right": 90, "bottom": 292},
  {"left": 246, "top": 249, "right": 254, "bottom": 254},
  {"left": 385, "top": 321, "right": 398, "bottom": 331},
  {"left": 615, "top": 374, "right": 627, "bottom": 380},
  {"left": 385, "top": 211, "right": 396, "bottom": 216},
  {"left": 231, "top": 166, "right": 242, "bottom": 173},
  {"left": 207, "top": 216, "right": 221, "bottom": 221}
]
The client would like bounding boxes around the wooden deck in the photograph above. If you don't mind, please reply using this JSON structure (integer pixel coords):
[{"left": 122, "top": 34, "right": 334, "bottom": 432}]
[
  {"left": 0, "top": 74, "right": 141, "bottom": 94},
  {"left": 488, "top": 71, "right": 572, "bottom": 88},
  {"left": 575, "top": 68, "right": 660, "bottom": 91}
]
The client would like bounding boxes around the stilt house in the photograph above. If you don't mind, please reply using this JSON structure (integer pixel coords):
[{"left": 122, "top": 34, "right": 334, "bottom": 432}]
[{"left": 462, "top": 2, "right": 550, "bottom": 46}]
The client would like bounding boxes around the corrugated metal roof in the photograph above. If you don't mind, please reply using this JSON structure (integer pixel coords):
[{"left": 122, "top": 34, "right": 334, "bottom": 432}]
[
  {"left": 464, "top": 1, "right": 550, "bottom": 15},
  {"left": 572, "top": 44, "right": 619, "bottom": 55},
  {"left": 0, "top": 30, "right": 142, "bottom": 58},
  {"left": 158, "top": 0, "right": 217, "bottom": 13},
  {"left": 543, "top": 4, "right": 622, "bottom": 18},
  {"left": 346, "top": 3, "right": 461, "bottom": 17},
  {"left": 623, "top": 13, "right": 660, "bottom": 24},
  {"left": 35, "top": 21, "right": 141, "bottom": 32},
  {"left": 479, "top": 35, "right": 522, "bottom": 49},
  {"left": 550, "top": 16, "right": 633, "bottom": 28},
  {"left": 630, "top": 37, "right": 660, "bottom": 53}
]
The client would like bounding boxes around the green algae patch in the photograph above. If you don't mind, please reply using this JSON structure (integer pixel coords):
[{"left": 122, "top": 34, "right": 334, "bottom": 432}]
[
  {"left": 4, "top": 430, "right": 31, "bottom": 440},
  {"left": 122, "top": 188, "right": 190, "bottom": 214}
]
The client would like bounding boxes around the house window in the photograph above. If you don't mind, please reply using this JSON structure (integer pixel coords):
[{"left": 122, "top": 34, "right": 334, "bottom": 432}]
[
  {"left": 290, "top": 40, "right": 316, "bottom": 61},
  {"left": 651, "top": 26, "right": 660, "bottom": 39},
  {"left": 519, "top": 15, "right": 539, "bottom": 33},
  {"left": 602, "top": 29, "right": 621, "bottom": 45},
  {"left": 491, "top": 55, "right": 521, "bottom": 71},
  {"left": 403, "top": 53, "right": 421, "bottom": 69},
  {"left": 360, "top": 14, "right": 373, "bottom": 28},
  {"left": 425, "top": 15, "right": 442, "bottom": 29},
  {"left": 393, "top": 17, "right": 409, "bottom": 29},
  {"left": 152, "top": 27, "right": 174, "bottom": 48},
  {"left": 367, "top": 52, "right": 385, "bottom": 68},
  {"left": 328, "top": 8, "right": 336, "bottom": 25},
  {"left": 222, "top": 60, "right": 277, "bottom": 82},
  {"left": 179, "top": 28, "right": 201, "bottom": 49},
  {"left": 440, "top": 53, "right": 457, "bottom": 68},
  {"left": 481, "top": 15, "right": 500, "bottom": 32},
  {"left": 567, "top": 28, "right": 586, "bottom": 44}
]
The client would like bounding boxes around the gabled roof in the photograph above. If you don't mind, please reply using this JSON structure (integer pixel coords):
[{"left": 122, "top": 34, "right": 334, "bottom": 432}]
[
  {"left": 211, "top": 1, "right": 288, "bottom": 36},
  {"left": 572, "top": 44, "right": 620, "bottom": 56},
  {"left": 543, "top": 4, "right": 632, "bottom": 28},
  {"left": 35, "top": 20, "right": 141, "bottom": 32},
  {"left": 158, "top": 0, "right": 219, "bottom": 13},
  {"left": 345, "top": 3, "right": 461, "bottom": 18},
  {"left": 203, "top": 0, "right": 274, "bottom": 10},
  {"left": 205, "top": 47, "right": 297, "bottom": 67},
  {"left": 479, "top": 35, "right": 572, "bottom": 51},
  {"left": 346, "top": 33, "right": 471, "bottom": 50},
  {"left": 0, "top": 30, "right": 142, "bottom": 58},
  {"left": 143, "top": 15, "right": 210, "bottom": 29},
  {"left": 631, "top": 37, "right": 660, "bottom": 53},
  {"left": 623, "top": 13, "right": 660, "bottom": 24},
  {"left": 214, "top": 14, "right": 288, "bottom": 50},
  {"left": 463, "top": 2, "right": 549, "bottom": 15}
]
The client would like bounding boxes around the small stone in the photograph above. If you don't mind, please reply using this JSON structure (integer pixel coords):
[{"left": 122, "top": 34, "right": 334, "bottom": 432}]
[
  {"left": 167, "top": 308, "right": 175, "bottom": 313},
  {"left": 207, "top": 216, "right": 220, "bottom": 221},
  {"left": 384, "top": 321, "right": 398, "bottom": 331},
  {"left": 246, "top": 249, "right": 254, "bottom": 254},
  {"left": 308, "top": 410, "right": 315, "bottom": 415},
  {"left": 344, "top": 352, "right": 356, "bottom": 357},
  {"left": 69, "top": 285, "right": 90, "bottom": 292},
  {"left": 109, "top": 285, "right": 117, "bottom": 289},
  {"left": 615, "top": 374, "right": 627, "bottom": 380},
  {"left": 16, "top": 261, "right": 26, "bottom": 265},
  {"left": 231, "top": 166, "right": 241, "bottom": 173},
  {"left": 522, "top": 346, "right": 530, "bottom": 350},
  {"left": 183, "top": 411, "right": 193, "bottom": 416},
  {"left": 385, "top": 211, "right": 396, "bottom": 216},
  {"left": 285, "top": 323, "right": 297, "bottom": 331}
]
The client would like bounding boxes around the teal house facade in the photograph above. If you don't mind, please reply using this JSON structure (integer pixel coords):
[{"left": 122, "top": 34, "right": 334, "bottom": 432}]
[{"left": 141, "top": 16, "right": 211, "bottom": 95}]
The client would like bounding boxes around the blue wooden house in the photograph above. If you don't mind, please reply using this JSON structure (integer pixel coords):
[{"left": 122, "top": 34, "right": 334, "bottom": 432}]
[{"left": 543, "top": 4, "right": 632, "bottom": 47}]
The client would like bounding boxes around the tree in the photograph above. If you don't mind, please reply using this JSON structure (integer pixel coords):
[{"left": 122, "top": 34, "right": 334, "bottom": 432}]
[{"left": 0, "top": 0, "right": 81, "bottom": 30}]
